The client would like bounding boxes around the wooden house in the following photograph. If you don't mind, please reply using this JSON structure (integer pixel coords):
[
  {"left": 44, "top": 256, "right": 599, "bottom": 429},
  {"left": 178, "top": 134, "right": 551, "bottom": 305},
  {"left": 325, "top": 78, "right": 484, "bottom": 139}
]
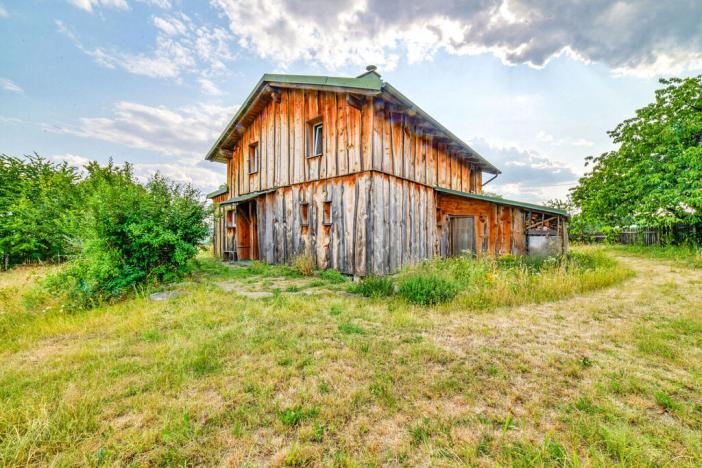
[{"left": 205, "top": 66, "right": 568, "bottom": 275}]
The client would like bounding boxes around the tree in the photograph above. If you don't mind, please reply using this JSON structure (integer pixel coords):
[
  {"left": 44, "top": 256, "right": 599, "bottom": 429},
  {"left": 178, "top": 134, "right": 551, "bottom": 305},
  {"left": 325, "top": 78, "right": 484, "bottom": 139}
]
[
  {"left": 0, "top": 154, "right": 80, "bottom": 268},
  {"left": 571, "top": 75, "right": 702, "bottom": 230}
]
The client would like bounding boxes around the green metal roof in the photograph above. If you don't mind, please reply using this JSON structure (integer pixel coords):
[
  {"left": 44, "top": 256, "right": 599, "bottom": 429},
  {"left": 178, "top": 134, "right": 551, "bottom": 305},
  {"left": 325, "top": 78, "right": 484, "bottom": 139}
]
[
  {"left": 218, "top": 188, "right": 276, "bottom": 206},
  {"left": 435, "top": 187, "right": 569, "bottom": 218},
  {"left": 206, "top": 185, "right": 228, "bottom": 199},
  {"left": 203, "top": 70, "right": 499, "bottom": 174}
]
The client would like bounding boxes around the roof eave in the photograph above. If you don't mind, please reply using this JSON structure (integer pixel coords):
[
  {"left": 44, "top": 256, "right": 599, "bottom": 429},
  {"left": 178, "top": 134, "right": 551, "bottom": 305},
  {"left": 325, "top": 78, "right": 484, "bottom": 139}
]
[{"left": 381, "top": 82, "right": 500, "bottom": 175}]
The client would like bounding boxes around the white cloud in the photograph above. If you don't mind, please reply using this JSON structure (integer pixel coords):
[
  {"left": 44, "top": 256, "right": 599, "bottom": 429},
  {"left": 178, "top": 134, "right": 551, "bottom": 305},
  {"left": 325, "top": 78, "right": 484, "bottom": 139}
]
[
  {"left": 471, "top": 138, "right": 580, "bottom": 203},
  {"left": 152, "top": 15, "right": 187, "bottom": 35},
  {"left": 53, "top": 100, "right": 238, "bottom": 158},
  {"left": 536, "top": 131, "right": 594, "bottom": 148},
  {"left": 198, "top": 78, "right": 224, "bottom": 96},
  {"left": 139, "top": 0, "right": 171, "bottom": 8},
  {"left": 0, "top": 78, "right": 23, "bottom": 94},
  {"left": 67, "top": 0, "right": 128, "bottom": 13},
  {"left": 0, "top": 116, "right": 22, "bottom": 124},
  {"left": 57, "top": 14, "right": 235, "bottom": 82},
  {"left": 210, "top": 0, "right": 702, "bottom": 76},
  {"left": 0, "top": 3, "right": 7, "bottom": 17}
]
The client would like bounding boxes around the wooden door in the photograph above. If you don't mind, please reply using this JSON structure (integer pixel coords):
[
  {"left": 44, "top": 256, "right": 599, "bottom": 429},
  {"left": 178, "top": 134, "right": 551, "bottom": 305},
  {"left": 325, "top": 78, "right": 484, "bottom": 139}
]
[
  {"left": 450, "top": 216, "right": 476, "bottom": 257},
  {"left": 236, "top": 201, "right": 259, "bottom": 260}
]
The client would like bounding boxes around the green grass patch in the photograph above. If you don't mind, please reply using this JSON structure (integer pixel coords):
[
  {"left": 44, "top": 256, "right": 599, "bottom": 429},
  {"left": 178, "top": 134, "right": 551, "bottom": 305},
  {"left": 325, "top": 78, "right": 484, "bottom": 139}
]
[
  {"left": 397, "top": 273, "right": 458, "bottom": 305},
  {"left": 610, "top": 244, "right": 702, "bottom": 268},
  {"left": 348, "top": 276, "right": 394, "bottom": 298}
]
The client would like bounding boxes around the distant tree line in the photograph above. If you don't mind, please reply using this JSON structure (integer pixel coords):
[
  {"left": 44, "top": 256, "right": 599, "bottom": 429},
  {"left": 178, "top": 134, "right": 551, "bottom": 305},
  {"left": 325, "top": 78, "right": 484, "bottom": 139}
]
[
  {"left": 564, "top": 75, "right": 702, "bottom": 245},
  {"left": 0, "top": 154, "right": 209, "bottom": 307}
]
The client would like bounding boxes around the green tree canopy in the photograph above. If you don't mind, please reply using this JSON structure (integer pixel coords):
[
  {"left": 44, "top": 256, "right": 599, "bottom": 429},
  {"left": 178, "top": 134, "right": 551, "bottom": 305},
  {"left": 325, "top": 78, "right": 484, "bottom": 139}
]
[
  {"left": 0, "top": 154, "right": 81, "bottom": 266},
  {"left": 571, "top": 75, "right": 702, "bottom": 229}
]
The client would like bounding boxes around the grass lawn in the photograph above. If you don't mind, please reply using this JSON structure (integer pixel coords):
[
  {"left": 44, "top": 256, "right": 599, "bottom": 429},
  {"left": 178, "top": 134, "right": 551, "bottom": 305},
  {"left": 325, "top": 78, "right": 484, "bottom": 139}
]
[
  {"left": 608, "top": 244, "right": 702, "bottom": 269},
  {"left": 1, "top": 246, "right": 701, "bottom": 465}
]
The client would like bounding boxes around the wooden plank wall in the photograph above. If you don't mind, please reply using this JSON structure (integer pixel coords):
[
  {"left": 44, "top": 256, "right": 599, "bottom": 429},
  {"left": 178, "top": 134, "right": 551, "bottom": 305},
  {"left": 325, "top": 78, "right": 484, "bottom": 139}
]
[
  {"left": 225, "top": 91, "right": 483, "bottom": 200},
  {"left": 367, "top": 173, "right": 436, "bottom": 274},
  {"left": 228, "top": 89, "right": 369, "bottom": 198},
  {"left": 254, "top": 174, "right": 371, "bottom": 275},
  {"left": 369, "top": 98, "right": 481, "bottom": 193},
  {"left": 242, "top": 172, "right": 438, "bottom": 276},
  {"left": 436, "top": 193, "right": 519, "bottom": 257}
]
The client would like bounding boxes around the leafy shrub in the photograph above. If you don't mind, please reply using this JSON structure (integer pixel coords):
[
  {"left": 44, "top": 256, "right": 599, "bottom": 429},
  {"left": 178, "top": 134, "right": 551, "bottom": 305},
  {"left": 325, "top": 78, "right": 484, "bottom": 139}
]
[
  {"left": 0, "top": 154, "right": 81, "bottom": 268},
  {"left": 318, "top": 268, "right": 346, "bottom": 283},
  {"left": 292, "top": 253, "right": 315, "bottom": 276},
  {"left": 348, "top": 276, "right": 394, "bottom": 298},
  {"left": 398, "top": 273, "right": 459, "bottom": 306},
  {"left": 46, "top": 162, "right": 208, "bottom": 308}
]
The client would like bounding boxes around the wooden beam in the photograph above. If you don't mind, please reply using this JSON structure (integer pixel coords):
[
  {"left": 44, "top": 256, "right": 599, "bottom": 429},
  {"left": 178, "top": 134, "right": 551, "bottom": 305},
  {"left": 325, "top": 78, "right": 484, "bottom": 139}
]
[
  {"left": 346, "top": 93, "right": 365, "bottom": 111},
  {"left": 271, "top": 88, "right": 282, "bottom": 103}
]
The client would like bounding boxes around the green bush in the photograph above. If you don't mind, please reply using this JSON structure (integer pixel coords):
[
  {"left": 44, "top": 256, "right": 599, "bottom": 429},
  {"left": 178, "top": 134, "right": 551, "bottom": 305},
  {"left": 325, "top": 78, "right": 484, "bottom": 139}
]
[
  {"left": 46, "top": 162, "right": 208, "bottom": 308},
  {"left": 0, "top": 154, "right": 81, "bottom": 268},
  {"left": 348, "top": 276, "right": 394, "bottom": 298},
  {"left": 398, "top": 273, "right": 459, "bottom": 306}
]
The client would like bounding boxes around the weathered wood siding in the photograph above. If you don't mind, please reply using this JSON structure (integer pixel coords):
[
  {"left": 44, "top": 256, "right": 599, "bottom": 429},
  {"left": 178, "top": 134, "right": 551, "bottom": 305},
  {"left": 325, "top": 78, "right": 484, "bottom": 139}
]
[
  {"left": 227, "top": 89, "right": 371, "bottom": 198},
  {"left": 225, "top": 92, "right": 482, "bottom": 200},
  {"left": 367, "top": 173, "right": 436, "bottom": 274},
  {"left": 369, "top": 97, "right": 482, "bottom": 193},
  {"left": 254, "top": 174, "right": 371, "bottom": 275},
  {"left": 436, "top": 193, "right": 524, "bottom": 257}
]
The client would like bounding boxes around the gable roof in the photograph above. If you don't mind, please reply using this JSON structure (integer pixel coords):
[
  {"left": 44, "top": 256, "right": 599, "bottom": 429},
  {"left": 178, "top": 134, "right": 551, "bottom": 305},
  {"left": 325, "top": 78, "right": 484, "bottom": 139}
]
[{"left": 205, "top": 69, "right": 500, "bottom": 175}]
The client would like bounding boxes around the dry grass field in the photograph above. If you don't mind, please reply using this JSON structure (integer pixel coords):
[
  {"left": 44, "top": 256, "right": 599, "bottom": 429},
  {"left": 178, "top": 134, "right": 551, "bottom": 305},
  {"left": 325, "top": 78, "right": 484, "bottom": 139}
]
[{"left": 1, "top": 246, "right": 701, "bottom": 466}]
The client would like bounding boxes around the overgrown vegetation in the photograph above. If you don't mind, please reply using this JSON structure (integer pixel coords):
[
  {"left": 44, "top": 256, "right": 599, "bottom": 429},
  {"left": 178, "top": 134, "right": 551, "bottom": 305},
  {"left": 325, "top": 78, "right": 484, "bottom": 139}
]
[
  {"left": 1, "top": 246, "right": 699, "bottom": 465},
  {"left": 292, "top": 253, "right": 315, "bottom": 276},
  {"left": 46, "top": 163, "right": 208, "bottom": 308},
  {"left": 349, "top": 247, "right": 631, "bottom": 309},
  {"left": 0, "top": 154, "right": 81, "bottom": 267},
  {"left": 348, "top": 275, "right": 394, "bottom": 298},
  {"left": 1, "top": 155, "right": 209, "bottom": 307},
  {"left": 398, "top": 274, "right": 458, "bottom": 306},
  {"left": 570, "top": 75, "right": 702, "bottom": 236}
]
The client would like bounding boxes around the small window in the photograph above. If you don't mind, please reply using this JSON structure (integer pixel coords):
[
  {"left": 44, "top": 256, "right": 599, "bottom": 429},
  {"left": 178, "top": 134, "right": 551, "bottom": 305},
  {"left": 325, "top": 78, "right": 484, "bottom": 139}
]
[
  {"left": 312, "top": 123, "right": 323, "bottom": 156},
  {"left": 300, "top": 202, "right": 309, "bottom": 227},
  {"left": 322, "top": 201, "right": 332, "bottom": 225},
  {"left": 248, "top": 142, "right": 259, "bottom": 174},
  {"left": 307, "top": 118, "right": 323, "bottom": 158}
]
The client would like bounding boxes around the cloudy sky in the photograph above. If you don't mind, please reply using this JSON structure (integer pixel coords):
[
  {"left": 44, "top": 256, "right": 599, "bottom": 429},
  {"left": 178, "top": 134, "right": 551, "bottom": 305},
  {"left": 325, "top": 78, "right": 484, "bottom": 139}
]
[{"left": 1, "top": 0, "right": 701, "bottom": 202}]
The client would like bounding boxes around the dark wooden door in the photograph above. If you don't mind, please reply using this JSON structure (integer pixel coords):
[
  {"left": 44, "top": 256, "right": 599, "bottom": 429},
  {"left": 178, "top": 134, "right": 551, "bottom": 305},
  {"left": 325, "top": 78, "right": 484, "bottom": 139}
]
[{"left": 450, "top": 216, "right": 476, "bottom": 257}]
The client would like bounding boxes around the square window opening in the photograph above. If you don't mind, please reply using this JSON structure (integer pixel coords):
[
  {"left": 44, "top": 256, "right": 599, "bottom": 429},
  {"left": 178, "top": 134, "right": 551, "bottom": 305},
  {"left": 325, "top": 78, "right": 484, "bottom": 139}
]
[
  {"left": 300, "top": 202, "right": 309, "bottom": 227},
  {"left": 322, "top": 201, "right": 332, "bottom": 225}
]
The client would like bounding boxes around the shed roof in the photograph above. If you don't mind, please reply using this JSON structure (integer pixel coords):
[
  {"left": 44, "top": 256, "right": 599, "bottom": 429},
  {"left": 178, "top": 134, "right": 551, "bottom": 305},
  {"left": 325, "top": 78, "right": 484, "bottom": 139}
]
[
  {"left": 218, "top": 188, "right": 276, "bottom": 206},
  {"left": 435, "top": 187, "right": 569, "bottom": 218},
  {"left": 206, "top": 185, "right": 228, "bottom": 199},
  {"left": 204, "top": 69, "right": 500, "bottom": 174}
]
